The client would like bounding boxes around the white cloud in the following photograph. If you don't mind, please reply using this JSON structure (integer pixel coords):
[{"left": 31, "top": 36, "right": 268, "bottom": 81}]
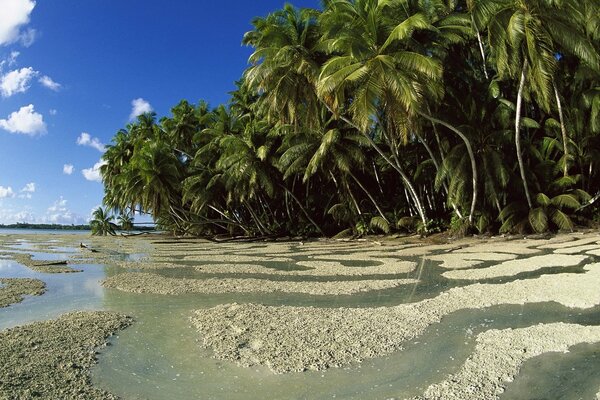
[
  {"left": 39, "top": 75, "right": 61, "bottom": 91},
  {"left": 20, "top": 182, "right": 35, "bottom": 192},
  {"left": 0, "top": 51, "right": 20, "bottom": 71},
  {"left": 129, "top": 98, "right": 153, "bottom": 121},
  {"left": 82, "top": 160, "right": 106, "bottom": 182},
  {"left": 0, "top": 66, "right": 37, "bottom": 97},
  {"left": 17, "top": 182, "right": 34, "bottom": 199},
  {"left": 44, "top": 197, "right": 86, "bottom": 225},
  {"left": 76, "top": 132, "right": 105, "bottom": 152},
  {"left": 0, "top": 186, "right": 15, "bottom": 198},
  {"left": 63, "top": 164, "right": 74, "bottom": 175},
  {"left": 0, "top": 0, "right": 36, "bottom": 46},
  {"left": 49, "top": 108, "right": 57, "bottom": 115},
  {"left": 18, "top": 27, "right": 36, "bottom": 47},
  {"left": 0, "top": 104, "right": 46, "bottom": 135}
]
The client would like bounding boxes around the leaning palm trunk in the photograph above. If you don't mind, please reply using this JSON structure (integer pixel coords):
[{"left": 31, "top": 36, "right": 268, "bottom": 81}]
[
  {"left": 515, "top": 61, "right": 533, "bottom": 209},
  {"left": 414, "top": 130, "right": 464, "bottom": 219},
  {"left": 279, "top": 184, "right": 324, "bottom": 235},
  {"left": 418, "top": 112, "right": 478, "bottom": 224},
  {"left": 348, "top": 171, "right": 389, "bottom": 223},
  {"left": 553, "top": 82, "right": 570, "bottom": 177},
  {"left": 472, "top": 14, "right": 489, "bottom": 80},
  {"left": 320, "top": 103, "right": 429, "bottom": 227},
  {"left": 337, "top": 115, "right": 428, "bottom": 227}
]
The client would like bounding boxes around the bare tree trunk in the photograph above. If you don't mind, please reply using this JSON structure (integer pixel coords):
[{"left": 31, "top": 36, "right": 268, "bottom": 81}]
[
  {"left": 515, "top": 60, "right": 534, "bottom": 209},
  {"left": 553, "top": 82, "right": 570, "bottom": 177}
]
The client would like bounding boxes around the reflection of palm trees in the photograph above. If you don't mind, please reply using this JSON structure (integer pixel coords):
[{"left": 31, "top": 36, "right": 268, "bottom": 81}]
[{"left": 90, "top": 207, "right": 117, "bottom": 236}]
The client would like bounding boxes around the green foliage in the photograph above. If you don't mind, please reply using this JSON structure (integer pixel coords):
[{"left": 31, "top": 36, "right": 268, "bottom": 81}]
[
  {"left": 90, "top": 207, "right": 117, "bottom": 236},
  {"left": 98, "top": 0, "right": 600, "bottom": 238}
]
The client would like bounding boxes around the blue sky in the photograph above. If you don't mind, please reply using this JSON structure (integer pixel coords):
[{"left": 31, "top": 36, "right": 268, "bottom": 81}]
[{"left": 0, "top": 0, "right": 317, "bottom": 225}]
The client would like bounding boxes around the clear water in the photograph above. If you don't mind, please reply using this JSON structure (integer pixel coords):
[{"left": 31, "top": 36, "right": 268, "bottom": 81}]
[{"left": 0, "top": 238, "right": 599, "bottom": 399}]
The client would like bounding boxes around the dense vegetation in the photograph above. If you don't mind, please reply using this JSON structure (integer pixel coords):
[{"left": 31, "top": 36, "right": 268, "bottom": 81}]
[{"left": 101, "top": 0, "right": 599, "bottom": 237}]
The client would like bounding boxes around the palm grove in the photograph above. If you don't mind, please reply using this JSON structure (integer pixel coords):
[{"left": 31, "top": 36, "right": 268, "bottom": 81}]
[{"left": 99, "top": 0, "right": 600, "bottom": 237}]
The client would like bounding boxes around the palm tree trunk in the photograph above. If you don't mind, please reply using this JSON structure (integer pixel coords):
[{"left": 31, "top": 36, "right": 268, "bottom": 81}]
[
  {"left": 515, "top": 60, "right": 534, "bottom": 209},
  {"left": 348, "top": 171, "right": 388, "bottom": 222},
  {"left": 418, "top": 112, "right": 478, "bottom": 223},
  {"left": 414, "top": 130, "right": 463, "bottom": 219},
  {"left": 344, "top": 177, "right": 362, "bottom": 216},
  {"left": 553, "top": 82, "right": 570, "bottom": 177},
  {"left": 472, "top": 14, "right": 489, "bottom": 80},
  {"left": 279, "top": 184, "right": 324, "bottom": 235},
  {"left": 323, "top": 104, "right": 429, "bottom": 227}
]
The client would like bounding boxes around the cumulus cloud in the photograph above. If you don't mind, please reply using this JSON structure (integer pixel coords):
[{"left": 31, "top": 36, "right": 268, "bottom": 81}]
[
  {"left": 0, "top": 0, "right": 36, "bottom": 46},
  {"left": 129, "top": 98, "right": 153, "bottom": 121},
  {"left": 63, "top": 164, "right": 74, "bottom": 175},
  {"left": 0, "top": 51, "right": 20, "bottom": 71},
  {"left": 0, "top": 186, "right": 15, "bottom": 198},
  {"left": 76, "top": 132, "right": 105, "bottom": 152},
  {"left": 44, "top": 197, "right": 86, "bottom": 225},
  {"left": 0, "top": 104, "right": 46, "bottom": 135},
  {"left": 39, "top": 75, "right": 61, "bottom": 91},
  {"left": 82, "top": 160, "right": 106, "bottom": 182},
  {"left": 0, "top": 66, "right": 37, "bottom": 97},
  {"left": 0, "top": 208, "right": 35, "bottom": 224},
  {"left": 17, "top": 182, "right": 35, "bottom": 199}
]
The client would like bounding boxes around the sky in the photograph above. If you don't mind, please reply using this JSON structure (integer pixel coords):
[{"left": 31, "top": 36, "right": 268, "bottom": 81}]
[{"left": 0, "top": 0, "right": 318, "bottom": 225}]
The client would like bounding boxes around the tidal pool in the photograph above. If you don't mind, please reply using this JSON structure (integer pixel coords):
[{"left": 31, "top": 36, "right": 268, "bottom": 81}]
[{"left": 0, "top": 234, "right": 599, "bottom": 399}]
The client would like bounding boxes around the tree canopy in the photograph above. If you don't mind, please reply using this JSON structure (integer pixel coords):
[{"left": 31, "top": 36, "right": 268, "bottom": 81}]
[{"left": 101, "top": 0, "right": 600, "bottom": 237}]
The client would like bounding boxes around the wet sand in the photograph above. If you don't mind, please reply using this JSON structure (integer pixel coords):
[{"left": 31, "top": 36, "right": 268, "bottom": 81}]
[
  {"left": 0, "top": 311, "right": 132, "bottom": 399},
  {"left": 0, "top": 278, "right": 45, "bottom": 308},
  {"left": 412, "top": 323, "right": 600, "bottom": 400}
]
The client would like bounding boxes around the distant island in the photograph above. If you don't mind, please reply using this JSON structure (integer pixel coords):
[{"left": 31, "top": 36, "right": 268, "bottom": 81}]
[{"left": 0, "top": 223, "right": 154, "bottom": 232}]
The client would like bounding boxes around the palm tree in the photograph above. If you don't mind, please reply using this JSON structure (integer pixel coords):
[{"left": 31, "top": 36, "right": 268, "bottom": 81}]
[
  {"left": 117, "top": 214, "right": 134, "bottom": 232},
  {"left": 316, "top": 0, "right": 446, "bottom": 227},
  {"left": 473, "top": 0, "right": 599, "bottom": 209},
  {"left": 90, "top": 207, "right": 117, "bottom": 236}
]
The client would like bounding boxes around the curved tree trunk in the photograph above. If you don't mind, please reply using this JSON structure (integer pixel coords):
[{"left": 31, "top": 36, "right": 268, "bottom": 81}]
[
  {"left": 553, "top": 82, "right": 570, "bottom": 177},
  {"left": 418, "top": 112, "right": 478, "bottom": 224},
  {"left": 515, "top": 60, "right": 534, "bottom": 209},
  {"left": 279, "top": 184, "right": 324, "bottom": 235},
  {"left": 348, "top": 170, "right": 388, "bottom": 222},
  {"left": 414, "top": 130, "right": 464, "bottom": 219},
  {"left": 334, "top": 113, "right": 429, "bottom": 227}
]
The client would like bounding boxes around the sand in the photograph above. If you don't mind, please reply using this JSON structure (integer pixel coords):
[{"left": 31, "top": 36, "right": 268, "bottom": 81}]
[
  {"left": 191, "top": 263, "right": 600, "bottom": 373},
  {"left": 0, "top": 311, "right": 132, "bottom": 399},
  {"left": 102, "top": 272, "right": 418, "bottom": 296},
  {"left": 442, "top": 254, "right": 588, "bottom": 280},
  {"left": 0, "top": 278, "right": 46, "bottom": 308},
  {"left": 412, "top": 323, "right": 600, "bottom": 400}
]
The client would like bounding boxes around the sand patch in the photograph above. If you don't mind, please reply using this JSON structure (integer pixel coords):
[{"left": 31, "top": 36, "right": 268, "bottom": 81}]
[
  {"left": 427, "top": 252, "right": 517, "bottom": 269},
  {"left": 554, "top": 244, "right": 600, "bottom": 254},
  {"left": 0, "top": 278, "right": 46, "bottom": 308},
  {"left": 191, "top": 264, "right": 600, "bottom": 373},
  {"left": 4, "top": 252, "right": 82, "bottom": 273},
  {"left": 442, "top": 254, "right": 587, "bottom": 280},
  {"left": 103, "top": 272, "right": 417, "bottom": 296},
  {"left": 412, "top": 323, "right": 600, "bottom": 400},
  {"left": 0, "top": 311, "right": 132, "bottom": 399},
  {"left": 537, "top": 235, "right": 600, "bottom": 250}
]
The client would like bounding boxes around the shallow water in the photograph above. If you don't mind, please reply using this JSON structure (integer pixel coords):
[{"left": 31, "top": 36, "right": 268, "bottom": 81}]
[{"left": 0, "top": 236, "right": 599, "bottom": 399}]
